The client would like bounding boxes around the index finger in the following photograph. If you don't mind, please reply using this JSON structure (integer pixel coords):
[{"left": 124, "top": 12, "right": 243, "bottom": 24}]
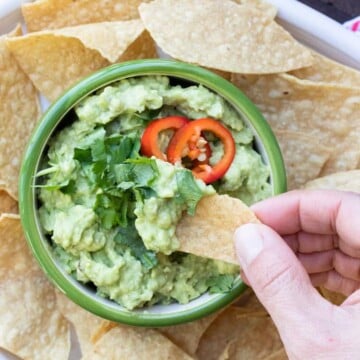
[{"left": 252, "top": 190, "right": 360, "bottom": 247}]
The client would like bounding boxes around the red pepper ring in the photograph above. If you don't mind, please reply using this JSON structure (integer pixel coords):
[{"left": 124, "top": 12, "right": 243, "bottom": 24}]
[
  {"left": 140, "top": 116, "right": 189, "bottom": 160},
  {"left": 167, "top": 118, "right": 236, "bottom": 184}
]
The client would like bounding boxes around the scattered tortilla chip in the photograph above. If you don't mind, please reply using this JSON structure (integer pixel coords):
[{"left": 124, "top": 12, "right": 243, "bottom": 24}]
[
  {"left": 0, "top": 186, "right": 18, "bottom": 214},
  {"left": 0, "top": 27, "right": 41, "bottom": 198},
  {"left": 139, "top": 0, "right": 313, "bottom": 74},
  {"left": 159, "top": 311, "right": 220, "bottom": 356},
  {"left": 196, "top": 306, "right": 280, "bottom": 360},
  {"left": 55, "top": 20, "right": 150, "bottom": 62},
  {"left": 290, "top": 51, "right": 360, "bottom": 87},
  {"left": 22, "top": 0, "right": 151, "bottom": 32},
  {"left": 218, "top": 322, "right": 284, "bottom": 360},
  {"left": 231, "top": 73, "right": 360, "bottom": 176},
  {"left": 0, "top": 214, "right": 70, "bottom": 359},
  {"left": 318, "top": 287, "right": 346, "bottom": 306},
  {"left": 304, "top": 170, "right": 360, "bottom": 193},
  {"left": 6, "top": 21, "right": 157, "bottom": 101},
  {"left": 82, "top": 325, "right": 193, "bottom": 360},
  {"left": 233, "top": 0, "right": 277, "bottom": 19},
  {"left": 176, "top": 194, "right": 259, "bottom": 264},
  {"left": 55, "top": 291, "right": 113, "bottom": 355},
  {"left": 274, "top": 130, "right": 332, "bottom": 189},
  {"left": 263, "top": 348, "right": 288, "bottom": 360}
]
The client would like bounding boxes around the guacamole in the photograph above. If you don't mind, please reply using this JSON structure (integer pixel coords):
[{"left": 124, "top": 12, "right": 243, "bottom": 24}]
[{"left": 38, "top": 76, "right": 271, "bottom": 310}]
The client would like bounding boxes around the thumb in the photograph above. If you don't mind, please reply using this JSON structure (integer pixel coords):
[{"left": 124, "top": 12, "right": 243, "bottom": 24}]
[{"left": 234, "top": 223, "right": 324, "bottom": 330}]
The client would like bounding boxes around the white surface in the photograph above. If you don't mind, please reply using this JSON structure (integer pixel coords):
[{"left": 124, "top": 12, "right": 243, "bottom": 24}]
[
  {"left": 344, "top": 16, "right": 360, "bottom": 35},
  {"left": 0, "top": 1, "right": 359, "bottom": 359},
  {"left": 0, "top": 0, "right": 31, "bottom": 34},
  {"left": 268, "top": 0, "right": 360, "bottom": 70}
]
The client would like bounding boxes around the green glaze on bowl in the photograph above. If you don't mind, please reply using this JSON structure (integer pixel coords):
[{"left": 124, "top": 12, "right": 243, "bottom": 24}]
[{"left": 19, "top": 59, "right": 286, "bottom": 327}]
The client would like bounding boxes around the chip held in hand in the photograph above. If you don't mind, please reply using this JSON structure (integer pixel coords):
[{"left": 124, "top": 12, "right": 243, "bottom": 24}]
[{"left": 176, "top": 194, "right": 260, "bottom": 264}]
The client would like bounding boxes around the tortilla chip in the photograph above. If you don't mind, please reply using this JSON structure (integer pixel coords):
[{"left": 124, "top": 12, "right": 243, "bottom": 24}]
[
  {"left": 290, "top": 51, "right": 360, "bottom": 87},
  {"left": 0, "top": 28, "right": 41, "bottom": 198},
  {"left": 22, "top": 0, "right": 151, "bottom": 32},
  {"left": 232, "top": 0, "right": 277, "bottom": 19},
  {"left": 263, "top": 348, "right": 288, "bottom": 360},
  {"left": 176, "top": 194, "right": 259, "bottom": 264},
  {"left": 82, "top": 325, "right": 193, "bottom": 360},
  {"left": 139, "top": 0, "right": 313, "bottom": 74},
  {"left": 218, "top": 322, "right": 284, "bottom": 360},
  {"left": 231, "top": 73, "right": 360, "bottom": 176},
  {"left": 6, "top": 21, "right": 157, "bottom": 101},
  {"left": 318, "top": 287, "right": 346, "bottom": 306},
  {"left": 196, "top": 306, "right": 279, "bottom": 360},
  {"left": 159, "top": 312, "right": 219, "bottom": 356},
  {"left": 0, "top": 187, "right": 18, "bottom": 214},
  {"left": 0, "top": 214, "right": 70, "bottom": 359},
  {"left": 55, "top": 291, "right": 113, "bottom": 355},
  {"left": 274, "top": 130, "right": 332, "bottom": 189},
  {"left": 304, "top": 170, "right": 360, "bottom": 193},
  {"left": 55, "top": 20, "right": 151, "bottom": 62}
]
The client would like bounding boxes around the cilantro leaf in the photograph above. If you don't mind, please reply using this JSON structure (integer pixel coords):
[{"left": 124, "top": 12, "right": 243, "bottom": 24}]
[
  {"left": 95, "top": 192, "right": 129, "bottom": 228},
  {"left": 61, "top": 179, "right": 76, "bottom": 195},
  {"left": 73, "top": 131, "right": 160, "bottom": 233},
  {"left": 114, "top": 224, "right": 158, "bottom": 269},
  {"left": 74, "top": 148, "right": 92, "bottom": 163},
  {"left": 175, "top": 170, "right": 204, "bottom": 215},
  {"left": 91, "top": 138, "right": 107, "bottom": 162},
  {"left": 113, "top": 163, "right": 132, "bottom": 183},
  {"left": 206, "top": 274, "right": 236, "bottom": 294},
  {"left": 134, "top": 108, "right": 162, "bottom": 122},
  {"left": 126, "top": 157, "right": 159, "bottom": 187},
  {"left": 96, "top": 207, "right": 118, "bottom": 230}
]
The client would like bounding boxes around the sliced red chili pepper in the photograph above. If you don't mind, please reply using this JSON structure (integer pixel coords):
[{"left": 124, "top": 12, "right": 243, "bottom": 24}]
[
  {"left": 140, "top": 116, "right": 189, "bottom": 160},
  {"left": 167, "top": 118, "right": 235, "bottom": 184}
]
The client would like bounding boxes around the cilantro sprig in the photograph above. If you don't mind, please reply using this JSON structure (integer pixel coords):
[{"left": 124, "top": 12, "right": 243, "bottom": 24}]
[
  {"left": 71, "top": 130, "right": 159, "bottom": 268},
  {"left": 206, "top": 274, "right": 236, "bottom": 294}
]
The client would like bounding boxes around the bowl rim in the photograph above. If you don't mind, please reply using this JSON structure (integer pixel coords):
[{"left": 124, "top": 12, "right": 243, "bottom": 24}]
[{"left": 19, "top": 59, "right": 286, "bottom": 327}]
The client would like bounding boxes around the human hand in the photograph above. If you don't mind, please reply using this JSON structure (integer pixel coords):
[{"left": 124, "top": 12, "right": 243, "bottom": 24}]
[{"left": 234, "top": 190, "right": 360, "bottom": 360}]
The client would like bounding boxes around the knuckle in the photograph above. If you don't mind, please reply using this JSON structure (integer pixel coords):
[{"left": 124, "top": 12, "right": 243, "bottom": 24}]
[{"left": 250, "top": 253, "right": 296, "bottom": 298}]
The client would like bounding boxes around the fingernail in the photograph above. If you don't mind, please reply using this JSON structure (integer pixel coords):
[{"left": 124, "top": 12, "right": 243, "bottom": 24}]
[{"left": 234, "top": 224, "right": 264, "bottom": 267}]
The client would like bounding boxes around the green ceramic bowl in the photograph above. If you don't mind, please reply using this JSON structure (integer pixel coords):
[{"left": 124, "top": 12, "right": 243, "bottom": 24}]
[{"left": 18, "top": 59, "right": 286, "bottom": 327}]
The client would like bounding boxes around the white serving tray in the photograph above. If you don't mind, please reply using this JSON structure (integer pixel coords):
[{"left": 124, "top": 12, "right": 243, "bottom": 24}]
[{"left": 0, "top": 1, "right": 359, "bottom": 359}]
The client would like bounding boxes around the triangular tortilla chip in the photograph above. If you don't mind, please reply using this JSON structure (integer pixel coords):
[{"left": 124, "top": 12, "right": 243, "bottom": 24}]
[
  {"left": 290, "top": 51, "right": 360, "bottom": 87},
  {"left": 274, "top": 130, "right": 332, "bottom": 190},
  {"left": 22, "top": 0, "right": 151, "bottom": 32},
  {"left": 196, "top": 306, "right": 280, "bottom": 360},
  {"left": 0, "top": 26, "right": 41, "bottom": 198},
  {"left": 0, "top": 186, "right": 18, "bottom": 214},
  {"left": 82, "top": 325, "right": 193, "bottom": 360},
  {"left": 6, "top": 21, "right": 157, "bottom": 101},
  {"left": 233, "top": 0, "right": 277, "bottom": 19},
  {"left": 55, "top": 291, "right": 112, "bottom": 356},
  {"left": 159, "top": 311, "right": 220, "bottom": 356},
  {"left": 0, "top": 215, "right": 70, "bottom": 359},
  {"left": 304, "top": 170, "right": 360, "bottom": 193},
  {"left": 231, "top": 73, "right": 360, "bottom": 176},
  {"left": 55, "top": 20, "right": 147, "bottom": 62},
  {"left": 176, "top": 194, "right": 259, "bottom": 264},
  {"left": 139, "top": 0, "right": 313, "bottom": 74}
]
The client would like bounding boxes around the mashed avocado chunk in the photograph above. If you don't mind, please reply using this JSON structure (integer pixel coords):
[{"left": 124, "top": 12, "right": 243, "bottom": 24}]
[{"left": 38, "top": 76, "right": 271, "bottom": 310}]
